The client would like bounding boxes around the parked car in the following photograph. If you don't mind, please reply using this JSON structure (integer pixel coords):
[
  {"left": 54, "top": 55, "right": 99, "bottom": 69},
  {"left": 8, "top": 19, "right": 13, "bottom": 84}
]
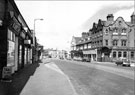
[
  {"left": 115, "top": 57, "right": 130, "bottom": 67},
  {"left": 130, "top": 60, "right": 135, "bottom": 67}
]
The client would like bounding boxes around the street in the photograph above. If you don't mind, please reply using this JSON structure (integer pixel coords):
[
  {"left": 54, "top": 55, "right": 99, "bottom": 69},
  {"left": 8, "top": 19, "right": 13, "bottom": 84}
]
[{"left": 46, "top": 59, "right": 134, "bottom": 95}]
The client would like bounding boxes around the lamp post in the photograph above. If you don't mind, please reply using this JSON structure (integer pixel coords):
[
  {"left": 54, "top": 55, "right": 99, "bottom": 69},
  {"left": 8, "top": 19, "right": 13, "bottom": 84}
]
[
  {"left": 33, "top": 18, "right": 43, "bottom": 46},
  {"left": 33, "top": 18, "right": 43, "bottom": 63}
]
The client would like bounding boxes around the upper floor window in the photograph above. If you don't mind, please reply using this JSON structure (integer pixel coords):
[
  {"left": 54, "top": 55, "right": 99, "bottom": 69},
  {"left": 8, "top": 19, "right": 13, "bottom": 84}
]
[
  {"left": 118, "top": 51, "right": 122, "bottom": 58},
  {"left": 105, "top": 29, "right": 109, "bottom": 34},
  {"left": 121, "top": 28, "right": 127, "bottom": 35},
  {"left": 131, "top": 52, "right": 134, "bottom": 58},
  {"left": 113, "top": 40, "right": 118, "bottom": 46},
  {"left": 121, "top": 40, "right": 127, "bottom": 46},
  {"left": 123, "top": 51, "right": 127, "bottom": 58},
  {"left": 113, "top": 27, "right": 118, "bottom": 35},
  {"left": 8, "top": 29, "right": 15, "bottom": 42},
  {"left": 100, "top": 40, "right": 102, "bottom": 44},
  {"left": 122, "top": 28, "right": 126, "bottom": 33},
  {"left": 105, "top": 39, "right": 108, "bottom": 46},
  {"left": 113, "top": 51, "right": 116, "bottom": 58}
]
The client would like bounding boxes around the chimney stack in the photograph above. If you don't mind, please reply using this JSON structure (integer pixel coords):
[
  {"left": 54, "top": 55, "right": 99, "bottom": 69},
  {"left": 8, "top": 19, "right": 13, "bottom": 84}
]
[{"left": 107, "top": 14, "right": 114, "bottom": 21}]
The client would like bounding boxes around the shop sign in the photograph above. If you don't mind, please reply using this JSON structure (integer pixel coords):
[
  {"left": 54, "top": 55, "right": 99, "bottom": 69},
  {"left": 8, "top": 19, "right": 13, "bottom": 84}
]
[
  {"left": 83, "top": 50, "right": 96, "bottom": 54},
  {"left": 24, "top": 40, "right": 31, "bottom": 44},
  {"left": 20, "top": 32, "right": 25, "bottom": 39},
  {"left": 12, "top": 23, "right": 21, "bottom": 33},
  {"left": 2, "top": 67, "right": 12, "bottom": 80}
]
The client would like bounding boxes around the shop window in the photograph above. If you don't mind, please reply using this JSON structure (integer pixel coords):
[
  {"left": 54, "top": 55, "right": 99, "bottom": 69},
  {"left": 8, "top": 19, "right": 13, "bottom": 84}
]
[
  {"left": 131, "top": 52, "right": 134, "bottom": 58},
  {"left": 118, "top": 51, "right": 121, "bottom": 58},
  {"left": 123, "top": 51, "right": 127, "bottom": 58},
  {"left": 7, "top": 41, "right": 15, "bottom": 66},
  {"left": 121, "top": 40, "right": 127, "bottom": 46},
  {"left": 113, "top": 51, "right": 116, "bottom": 58}
]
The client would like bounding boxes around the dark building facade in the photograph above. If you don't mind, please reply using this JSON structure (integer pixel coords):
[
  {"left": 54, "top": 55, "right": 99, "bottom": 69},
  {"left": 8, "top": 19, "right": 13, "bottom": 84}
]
[{"left": 0, "top": 0, "right": 33, "bottom": 78}]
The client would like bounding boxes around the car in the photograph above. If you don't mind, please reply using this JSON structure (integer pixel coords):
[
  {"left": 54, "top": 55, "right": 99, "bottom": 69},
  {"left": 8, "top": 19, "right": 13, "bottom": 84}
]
[{"left": 115, "top": 57, "right": 130, "bottom": 67}]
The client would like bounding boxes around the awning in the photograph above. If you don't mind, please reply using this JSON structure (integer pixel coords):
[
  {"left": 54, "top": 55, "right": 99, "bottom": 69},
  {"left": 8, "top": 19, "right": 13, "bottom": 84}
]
[{"left": 83, "top": 50, "right": 97, "bottom": 54}]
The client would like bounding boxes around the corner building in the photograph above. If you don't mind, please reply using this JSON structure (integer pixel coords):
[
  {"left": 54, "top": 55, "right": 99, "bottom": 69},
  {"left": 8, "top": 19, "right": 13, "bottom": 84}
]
[
  {"left": 70, "top": 12, "right": 135, "bottom": 62},
  {"left": 90, "top": 13, "right": 135, "bottom": 62}
]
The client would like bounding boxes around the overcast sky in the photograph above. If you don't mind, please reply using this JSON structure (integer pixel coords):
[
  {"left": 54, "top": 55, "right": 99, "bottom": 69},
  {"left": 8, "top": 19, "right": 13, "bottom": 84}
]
[{"left": 15, "top": 0, "right": 134, "bottom": 50}]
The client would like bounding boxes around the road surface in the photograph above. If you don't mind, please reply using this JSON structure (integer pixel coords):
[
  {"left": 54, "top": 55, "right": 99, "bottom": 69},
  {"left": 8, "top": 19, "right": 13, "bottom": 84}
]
[{"left": 45, "top": 59, "right": 134, "bottom": 95}]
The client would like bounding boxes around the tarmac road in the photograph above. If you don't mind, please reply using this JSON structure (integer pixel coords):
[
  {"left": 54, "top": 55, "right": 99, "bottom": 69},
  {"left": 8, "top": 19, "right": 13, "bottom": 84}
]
[{"left": 52, "top": 59, "right": 135, "bottom": 95}]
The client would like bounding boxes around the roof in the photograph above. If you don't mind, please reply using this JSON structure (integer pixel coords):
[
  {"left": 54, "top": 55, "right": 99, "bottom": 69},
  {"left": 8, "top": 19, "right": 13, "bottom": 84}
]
[{"left": 74, "top": 37, "right": 81, "bottom": 44}]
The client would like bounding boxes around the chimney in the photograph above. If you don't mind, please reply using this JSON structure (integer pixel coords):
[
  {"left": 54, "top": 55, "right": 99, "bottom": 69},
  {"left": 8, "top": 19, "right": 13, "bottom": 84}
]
[
  {"left": 82, "top": 32, "right": 88, "bottom": 38},
  {"left": 107, "top": 14, "right": 114, "bottom": 21},
  {"left": 131, "top": 12, "right": 135, "bottom": 24}
]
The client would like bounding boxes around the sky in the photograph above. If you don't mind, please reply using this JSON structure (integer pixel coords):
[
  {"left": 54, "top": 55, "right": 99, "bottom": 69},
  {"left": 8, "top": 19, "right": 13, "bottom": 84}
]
[{"left": 15, "top": 0, "right": 134, "bottom": 51}]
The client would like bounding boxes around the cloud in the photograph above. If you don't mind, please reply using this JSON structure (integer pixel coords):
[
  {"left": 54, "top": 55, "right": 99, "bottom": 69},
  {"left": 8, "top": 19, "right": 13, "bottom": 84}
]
[{"left": 82, "top": 2, "right": 134, "bottom": 31}]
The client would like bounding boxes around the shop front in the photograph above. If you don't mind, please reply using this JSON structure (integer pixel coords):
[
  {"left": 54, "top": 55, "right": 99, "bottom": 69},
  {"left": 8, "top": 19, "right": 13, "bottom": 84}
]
[
  {"left": 18, "top": 30, "right": 25, "bottom": 70},
  {"left": 24, "top": 36, "right": 32, "bottom": 64},
  {"left": 83, "top": 49, "right": 97, "bottom": 62}
]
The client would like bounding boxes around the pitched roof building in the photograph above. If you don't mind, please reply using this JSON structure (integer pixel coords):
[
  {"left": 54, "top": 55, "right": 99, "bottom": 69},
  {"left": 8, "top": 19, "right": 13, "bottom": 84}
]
[{"left": 70, "top": 12, "right": 135, "bottom": 62}]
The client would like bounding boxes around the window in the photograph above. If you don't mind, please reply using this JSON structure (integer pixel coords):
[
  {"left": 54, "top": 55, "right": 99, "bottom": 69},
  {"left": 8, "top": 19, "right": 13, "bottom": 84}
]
[
  {"left": 113, "top": 40, "right": 118, "bottom": 46},
  {"left": 122, "top": 28, "right": 126, "bottom": 33},
  {"left": 121, "top": 40, "right": 127, "bottom": 46},
  {"left": 118, "top": 51, "right": 121, "bottom": 58},
  {"left": 113, "top": 27, "right": 118, "bottom": 35},
  {"left": 105, "top": 40, "right": 108, "bottom": 46},
  {"left": 8, "top": 29, "right": 11, "bottom": 40},
  {"left": 113, "top": 51, "right": 116, "bottom": 58},
  {"left": 131, "top": 52, "right": 134, "bottom": 58},
  {"left": 100, "top": 40, "right": 102, "bottom": 44},
  {"left": 123, "top": 51, "right": 127, "bottom": 58},
  {"left": 105, "top": 29, "right": 109, "bottom": 34},
  {"left": 12, "top": 32, "right": 15, "bottom": 42}
]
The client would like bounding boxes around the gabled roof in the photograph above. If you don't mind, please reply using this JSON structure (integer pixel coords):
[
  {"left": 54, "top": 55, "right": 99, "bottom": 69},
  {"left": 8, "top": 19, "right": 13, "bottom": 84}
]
[
  {"left": 74, "top": 37, "right": 81, "bottom": 44},
  {"left": 71, "top": 36, "right": 81, "bottom": 45}
]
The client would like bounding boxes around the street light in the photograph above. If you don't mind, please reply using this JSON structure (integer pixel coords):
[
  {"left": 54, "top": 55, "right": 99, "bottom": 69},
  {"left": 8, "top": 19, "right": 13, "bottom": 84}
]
[
  {"left": 33, "top": 18, "right": 43, "bottom": 46},
  {"left": 33, "top": 18, "right": 43, "bottom": 63}
]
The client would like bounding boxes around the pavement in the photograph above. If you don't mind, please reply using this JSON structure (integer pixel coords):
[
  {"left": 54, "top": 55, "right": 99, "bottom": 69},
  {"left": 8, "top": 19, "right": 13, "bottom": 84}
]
[
  {"left": 20, "top": 59, "right": 77, "bottom": 95},
  {"left": 0, "top": 62, "right": 39, "bottom": 95},
  {"left": 0, "top": 59, "right": 78, "bottom": 95}
]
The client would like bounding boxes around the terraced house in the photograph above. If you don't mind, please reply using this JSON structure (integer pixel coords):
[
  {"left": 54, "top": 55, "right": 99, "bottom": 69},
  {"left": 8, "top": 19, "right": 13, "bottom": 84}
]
[{"left": 71, "top": 12, "right": 135, "bottom": 62}]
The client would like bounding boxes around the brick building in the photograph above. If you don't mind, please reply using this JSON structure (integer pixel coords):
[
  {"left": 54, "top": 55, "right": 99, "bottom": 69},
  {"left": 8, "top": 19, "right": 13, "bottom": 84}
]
[{"left": 71, "top": 12, "right": 135, "bottom": 62}]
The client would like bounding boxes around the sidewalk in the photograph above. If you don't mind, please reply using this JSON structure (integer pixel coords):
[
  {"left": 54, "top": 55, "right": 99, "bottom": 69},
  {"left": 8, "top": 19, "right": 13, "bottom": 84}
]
[
  {"left": 0, "top": 62, "right": 39, "bottom": 95},
  {"left": 20, "top": 61, "right": 77, "bottom": 95}
]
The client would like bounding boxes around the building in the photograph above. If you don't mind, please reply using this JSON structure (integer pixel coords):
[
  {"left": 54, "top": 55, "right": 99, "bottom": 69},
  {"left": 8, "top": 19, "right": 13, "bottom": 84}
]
[
  {"left": 71, "top": 12, "right": 135, "bottom": 62},
  {"left": 0, "top": 0, "right": 33, "bottom": 78}
]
